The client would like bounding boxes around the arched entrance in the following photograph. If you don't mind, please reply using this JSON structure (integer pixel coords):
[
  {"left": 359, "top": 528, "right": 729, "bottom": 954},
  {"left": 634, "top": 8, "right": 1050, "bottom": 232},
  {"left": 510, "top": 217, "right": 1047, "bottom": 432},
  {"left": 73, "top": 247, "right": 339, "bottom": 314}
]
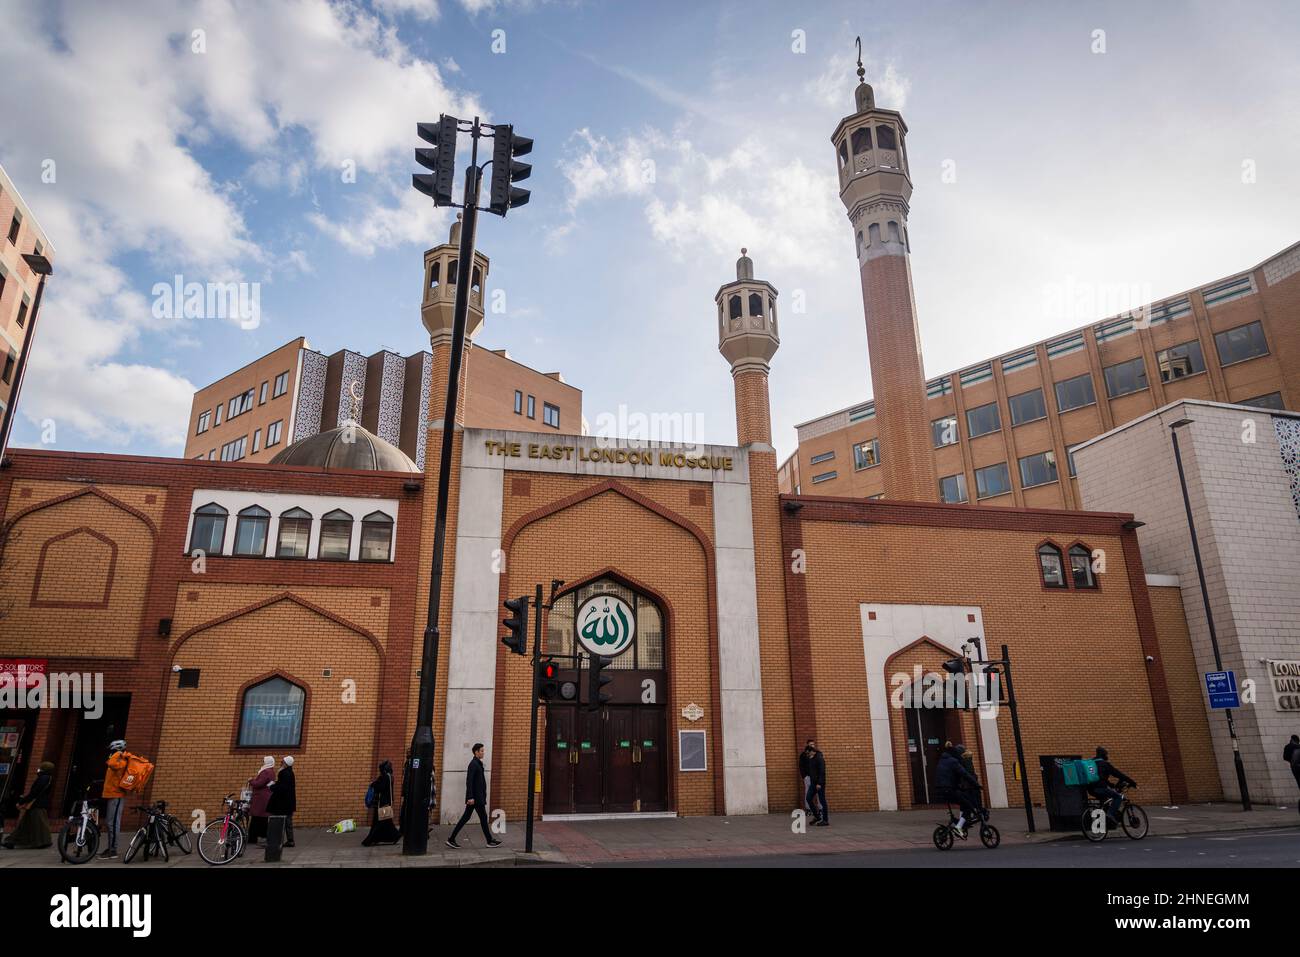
[{"left": 542, "top": 577, "right": 669, "bottom": 815}]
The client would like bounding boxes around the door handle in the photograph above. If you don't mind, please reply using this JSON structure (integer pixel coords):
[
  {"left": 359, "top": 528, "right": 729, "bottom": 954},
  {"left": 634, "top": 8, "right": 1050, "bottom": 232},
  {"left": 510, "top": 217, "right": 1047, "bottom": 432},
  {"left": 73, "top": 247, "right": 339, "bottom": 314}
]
[
  {"left": 633, "top": 746, "right": 641, "bottom": 764},
  {"left": 569, "top": 750, "right": 578, "bottom": 765}
]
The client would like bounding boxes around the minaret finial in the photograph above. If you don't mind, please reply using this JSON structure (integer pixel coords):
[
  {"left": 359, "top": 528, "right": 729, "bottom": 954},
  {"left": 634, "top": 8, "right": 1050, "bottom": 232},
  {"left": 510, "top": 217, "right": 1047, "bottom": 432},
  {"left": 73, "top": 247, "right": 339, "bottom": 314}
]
[
  {"left": 853, "top": 36, "right": 875, "bottom": 112},
  {"left": 855, "top": 36, "right": 865, "bottom": 82},
  {"left": 347, "top": 379, "right": 362, "bottom": 424}
]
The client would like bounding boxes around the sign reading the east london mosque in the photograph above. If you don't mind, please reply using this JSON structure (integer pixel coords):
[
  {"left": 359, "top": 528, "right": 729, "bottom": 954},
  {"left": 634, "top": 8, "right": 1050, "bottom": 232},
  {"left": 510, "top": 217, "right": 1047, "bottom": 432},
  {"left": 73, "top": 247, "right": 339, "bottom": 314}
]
[{"left": 483, "top": 440, "right": 734, "bottom": 472}]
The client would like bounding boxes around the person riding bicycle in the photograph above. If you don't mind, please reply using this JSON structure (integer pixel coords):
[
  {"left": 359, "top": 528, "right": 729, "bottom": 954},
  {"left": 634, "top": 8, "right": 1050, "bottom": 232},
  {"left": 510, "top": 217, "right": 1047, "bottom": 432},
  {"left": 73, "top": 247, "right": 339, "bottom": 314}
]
[
  {"left": 936, "top": 743, "right": 981, "bottom": 836},
  {"left": 1087, "top": 746, "right": 1137, "bottom": 822},
  {"left": 955, "top": 744, "right": 987, "bottom": 824}
]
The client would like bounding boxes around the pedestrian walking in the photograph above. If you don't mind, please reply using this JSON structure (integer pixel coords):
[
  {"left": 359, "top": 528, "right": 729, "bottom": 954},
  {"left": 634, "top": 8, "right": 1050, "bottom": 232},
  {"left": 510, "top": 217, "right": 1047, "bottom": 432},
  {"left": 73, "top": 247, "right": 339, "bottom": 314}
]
[
  {"left": 98, "top": 740, "right": 130, "bottom": 859},
  {"left": 247, "top": 756, "right": 276, "bottom": 846},
  {"left": 798, "top": 740, "right": 821, "bottom": 820},
  {"left": 1284, "top": 734, "right": 1300, "bottom": 797},
  {"left": 267, "top": 755, "right": 296, "bottom": 848},
  {"left": 806, "top": 740, "right": 828, "bottom": 826},
  {"left": 361, "top": 760, "right": 400, "bottom": 846},
  {"left": 445, "top": 743, "right": 501, "bottom": 849},
  {"left": 3, "top": 761, "right": 54, "bottom": 849}
]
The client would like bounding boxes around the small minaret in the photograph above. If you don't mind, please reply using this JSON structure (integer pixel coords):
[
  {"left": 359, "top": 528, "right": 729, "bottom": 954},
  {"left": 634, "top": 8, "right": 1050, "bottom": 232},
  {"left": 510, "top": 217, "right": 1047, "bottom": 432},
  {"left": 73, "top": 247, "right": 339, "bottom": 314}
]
[
  {"left": 716, "top": 248, "right": 779, "bottom": 446},
  {"left": 830, "top": 40, "right": 936, "bottom": 501},
  {"left": 421, "top": 214, "right": 491, "bottom": 426}
]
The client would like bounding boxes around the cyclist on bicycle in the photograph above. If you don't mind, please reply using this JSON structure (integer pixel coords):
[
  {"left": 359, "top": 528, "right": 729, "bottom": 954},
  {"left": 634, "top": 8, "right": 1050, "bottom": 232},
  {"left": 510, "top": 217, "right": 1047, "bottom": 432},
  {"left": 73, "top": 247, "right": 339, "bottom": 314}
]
[
  {"left": 1087, "top": 746, "right": 1137, "bottom": 822},
  {"left": 936, "top": 743, "right": 981, "bottom": 836}
]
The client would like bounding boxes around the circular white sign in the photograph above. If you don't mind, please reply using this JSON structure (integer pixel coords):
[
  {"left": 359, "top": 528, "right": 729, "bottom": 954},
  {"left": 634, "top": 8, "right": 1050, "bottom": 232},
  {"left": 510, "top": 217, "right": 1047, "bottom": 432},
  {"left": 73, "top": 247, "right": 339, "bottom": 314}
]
[{"left": 576, "top": 594, "right": 636, "bottom": 657}]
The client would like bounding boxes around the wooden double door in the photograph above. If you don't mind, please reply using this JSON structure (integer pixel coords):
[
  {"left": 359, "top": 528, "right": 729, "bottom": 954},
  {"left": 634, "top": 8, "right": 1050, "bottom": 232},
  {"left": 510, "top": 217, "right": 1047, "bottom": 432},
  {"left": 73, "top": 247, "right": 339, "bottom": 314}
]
[{"left": 543, "top": 704, "right": 667, "bottom": 814}]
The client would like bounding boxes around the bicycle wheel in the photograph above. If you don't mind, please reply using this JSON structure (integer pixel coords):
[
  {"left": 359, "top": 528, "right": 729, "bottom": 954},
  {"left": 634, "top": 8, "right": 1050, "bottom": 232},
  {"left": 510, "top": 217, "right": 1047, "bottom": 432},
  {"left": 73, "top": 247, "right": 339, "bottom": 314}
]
[
  {"left": 123, "top": 828, "right": 146, "bottom": 863},
  {"left": 152, "top": 822, "right": 169, "bottom": 862},
  {"left": 199, "top": 820, "right": 244, "bottom": 865},
  {"left": 1121, "top": 803, "right": 1149, "bottom": 840},
  {"left": 58, "top": 820, "right": 99, "bottom": 864},
  {"left": 167, "top": 815, "right": 193, "bottom": 854},
  {"left": 932, "top": 825, "right": 954, "bottom": 850},
  {"left": 1081, "top": 807, "right": 1108, "bottom": 842},
  {"left": 979, "top": 823, "right": 1001, "bottom": 849}
]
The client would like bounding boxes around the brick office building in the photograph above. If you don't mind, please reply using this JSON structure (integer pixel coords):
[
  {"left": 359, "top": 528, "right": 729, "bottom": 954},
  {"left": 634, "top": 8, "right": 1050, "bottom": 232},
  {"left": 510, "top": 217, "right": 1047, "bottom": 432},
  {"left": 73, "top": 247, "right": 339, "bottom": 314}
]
[
  {"left": 0, "top": 70, "right": 1222, "bottom": 826},
  {"left": 0, "top": 164, "right": 54, "bottom": 427}
]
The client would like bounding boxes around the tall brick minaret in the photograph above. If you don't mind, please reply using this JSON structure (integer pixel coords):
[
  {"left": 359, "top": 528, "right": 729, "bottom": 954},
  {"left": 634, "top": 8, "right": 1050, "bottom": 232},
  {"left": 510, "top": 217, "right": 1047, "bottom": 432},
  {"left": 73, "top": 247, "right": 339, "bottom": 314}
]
[
  {"left": 831, "top": 51, "right": 936, "bottom": 501},
  {"left": 716, "top": 248, "right": 779, "bottom": 445},
  {"left": 421, "top": 213, "right": 490, "bottom": 428}
]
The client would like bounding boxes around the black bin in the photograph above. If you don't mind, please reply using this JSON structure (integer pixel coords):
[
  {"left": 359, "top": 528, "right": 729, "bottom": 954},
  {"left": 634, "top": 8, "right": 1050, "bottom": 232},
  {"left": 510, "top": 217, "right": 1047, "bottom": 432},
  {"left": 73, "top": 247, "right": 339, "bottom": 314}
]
[
  {"left": 264, "top": 815, "right": 286, "bottom": 862},
  {"left": 1039, "top": 754, "right": 1084, "bottom": 831}
]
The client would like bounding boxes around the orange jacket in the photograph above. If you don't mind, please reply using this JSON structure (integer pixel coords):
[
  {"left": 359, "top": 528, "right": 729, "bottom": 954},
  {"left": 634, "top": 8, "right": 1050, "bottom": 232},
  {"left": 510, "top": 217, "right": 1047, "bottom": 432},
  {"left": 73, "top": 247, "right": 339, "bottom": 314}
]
[{"left": 102, "top": 751, "right": 130, "bottom": 798}]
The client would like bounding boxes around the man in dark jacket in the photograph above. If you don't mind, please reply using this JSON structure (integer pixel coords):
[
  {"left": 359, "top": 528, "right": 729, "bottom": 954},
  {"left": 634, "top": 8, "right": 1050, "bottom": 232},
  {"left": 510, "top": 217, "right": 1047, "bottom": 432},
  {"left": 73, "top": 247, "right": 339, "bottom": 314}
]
[
  {"left": 3, "top": 761, "right": 54, "bottom": 849},
  {"left": 798, "top": 741, "right": 821, "bottom": 820},
  {"left": 1283, "top": 735, "right": 1300, "bottom": 792},
  {"left": 267, "top": 755, "right": 297, "bottom": 847},
  {"left": 935, "top": 744, "right": 981, "bottom": 835},
  {"left": 446, "top": 743, "right": 501, "bottom": 849},
  {"left": 1087, "top": 746, "right": 1137, "bottom": 822},
  {"left": 806, "top": 742, "right": 828, "bottom": 826}
]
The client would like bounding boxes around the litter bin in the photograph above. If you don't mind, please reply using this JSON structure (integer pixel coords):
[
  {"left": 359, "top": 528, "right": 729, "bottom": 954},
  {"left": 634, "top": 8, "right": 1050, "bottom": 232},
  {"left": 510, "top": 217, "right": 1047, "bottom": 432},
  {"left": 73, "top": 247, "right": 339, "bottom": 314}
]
[
  {"left": 264, "top": 815, "right": 287, "bottom": 862},
  {"left": 1039, "top": 754, "right": 1084, "bottom": 831}
]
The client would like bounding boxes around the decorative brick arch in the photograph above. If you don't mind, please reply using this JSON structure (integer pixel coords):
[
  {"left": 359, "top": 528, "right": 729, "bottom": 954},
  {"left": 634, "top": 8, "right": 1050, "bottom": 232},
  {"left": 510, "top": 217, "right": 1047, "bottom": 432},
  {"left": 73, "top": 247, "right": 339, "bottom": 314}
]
[
  {"left": 31, "top": 526, "right": 118, "bottom": 608},
  {"left": 5, "top": 485, "right": 159, "bottom": 538},
  {"left": 492, "top": 479, "right": 724, "bottom": 814}
]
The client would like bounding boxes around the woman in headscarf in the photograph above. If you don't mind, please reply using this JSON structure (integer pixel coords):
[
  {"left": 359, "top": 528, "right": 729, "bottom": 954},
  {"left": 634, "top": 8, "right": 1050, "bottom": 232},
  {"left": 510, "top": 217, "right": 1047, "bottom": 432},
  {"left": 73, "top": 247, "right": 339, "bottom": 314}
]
[
  {"left": 247, "top": 755, "right": 276, "bottom": 846},
  {"left": 3, "top": 761, "right": 55, "bottom": 850},
  {"left": 361, "top": 760, "right": 400, "bottom": 847}
]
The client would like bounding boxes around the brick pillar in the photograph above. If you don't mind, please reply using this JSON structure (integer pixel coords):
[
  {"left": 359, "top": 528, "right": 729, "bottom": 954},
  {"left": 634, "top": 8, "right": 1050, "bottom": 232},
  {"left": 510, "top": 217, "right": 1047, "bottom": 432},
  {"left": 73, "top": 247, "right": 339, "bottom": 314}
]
[{"left": 733, "top": 367, "right": 773, "bottom": 447}]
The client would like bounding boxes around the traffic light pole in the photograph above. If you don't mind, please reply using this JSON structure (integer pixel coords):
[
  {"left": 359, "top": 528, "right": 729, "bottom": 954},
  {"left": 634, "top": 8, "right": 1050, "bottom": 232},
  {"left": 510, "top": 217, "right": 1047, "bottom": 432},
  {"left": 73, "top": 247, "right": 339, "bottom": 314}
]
[
  {"left": 403, "top": 119, "right": 482, "bottom": 856},
  {"left": 998, "top": 645, "right": 1035, "bottom": 834},
  {"left": 525, "top": 583, "right": 543, "bottom": 853}
]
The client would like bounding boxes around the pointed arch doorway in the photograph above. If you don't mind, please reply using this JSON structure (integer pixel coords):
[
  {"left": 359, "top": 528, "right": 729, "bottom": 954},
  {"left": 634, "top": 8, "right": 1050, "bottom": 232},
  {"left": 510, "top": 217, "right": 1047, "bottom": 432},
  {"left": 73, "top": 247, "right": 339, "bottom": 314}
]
[{"left": 542, "top": 576, "right": 670, "bottom": 815}]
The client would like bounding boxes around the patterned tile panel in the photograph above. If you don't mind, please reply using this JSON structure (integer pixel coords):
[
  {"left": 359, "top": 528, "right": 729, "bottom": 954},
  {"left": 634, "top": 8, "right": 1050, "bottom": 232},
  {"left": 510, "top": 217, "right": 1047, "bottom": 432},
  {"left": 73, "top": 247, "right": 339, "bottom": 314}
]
[
  {"left": 293, "top": 350, "right": 328, "bottom": 441},
  {"left": 376, "top": 351, "right": 405, "bottom": 447},
  {"left": 1275, "top": 417, "right": 1300, "bottom": 521},
  {"left": 338, "top": 351, "right": 368, "bottom": 427}
]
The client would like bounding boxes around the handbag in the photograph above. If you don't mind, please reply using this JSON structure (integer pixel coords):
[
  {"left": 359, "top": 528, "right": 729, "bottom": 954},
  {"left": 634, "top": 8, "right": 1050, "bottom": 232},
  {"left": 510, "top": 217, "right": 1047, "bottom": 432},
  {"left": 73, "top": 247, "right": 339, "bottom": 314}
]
[{"left": 377, "top": 772, "right": 394, "bottom": 821}]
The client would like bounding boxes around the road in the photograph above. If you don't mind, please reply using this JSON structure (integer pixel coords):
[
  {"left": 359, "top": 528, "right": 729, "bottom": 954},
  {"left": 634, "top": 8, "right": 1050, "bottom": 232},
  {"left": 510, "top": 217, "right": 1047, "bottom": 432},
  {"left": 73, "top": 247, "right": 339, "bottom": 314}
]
[{"left": 596, "top": 826, "right": 1300, "bottom": 868}]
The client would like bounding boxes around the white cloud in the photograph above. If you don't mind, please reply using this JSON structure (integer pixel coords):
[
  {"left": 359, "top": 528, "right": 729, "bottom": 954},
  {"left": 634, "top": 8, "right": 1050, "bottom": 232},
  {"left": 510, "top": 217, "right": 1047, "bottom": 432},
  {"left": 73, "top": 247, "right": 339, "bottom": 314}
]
[
  {"left": 807, "top": 50, "right": 910, "bottom": 111},
  {"left": 309, "top": 187, "right": 448, "bottom": 257}
]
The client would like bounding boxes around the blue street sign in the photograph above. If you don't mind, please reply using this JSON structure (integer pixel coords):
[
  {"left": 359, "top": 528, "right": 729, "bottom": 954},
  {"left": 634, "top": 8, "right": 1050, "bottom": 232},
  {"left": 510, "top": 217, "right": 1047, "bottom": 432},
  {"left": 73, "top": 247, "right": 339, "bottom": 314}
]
[{"left": 1205, "top": 671, "right": 1240, "bottom": 709}]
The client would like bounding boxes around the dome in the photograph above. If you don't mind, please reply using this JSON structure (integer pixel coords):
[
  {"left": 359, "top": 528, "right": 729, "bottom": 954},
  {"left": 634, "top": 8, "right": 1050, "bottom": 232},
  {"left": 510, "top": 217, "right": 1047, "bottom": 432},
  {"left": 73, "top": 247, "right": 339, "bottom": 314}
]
[{"left": 269, "top": 423, "right": 419, "bottom": 473}]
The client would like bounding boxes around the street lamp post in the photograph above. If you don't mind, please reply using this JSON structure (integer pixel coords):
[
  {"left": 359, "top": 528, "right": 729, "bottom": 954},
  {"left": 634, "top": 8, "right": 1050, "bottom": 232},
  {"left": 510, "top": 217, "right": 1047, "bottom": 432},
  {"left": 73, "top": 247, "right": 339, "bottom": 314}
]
[
  {"left": 1168, "top": 417, "right": 1251, "bottom": 811},
  {"left": 0, "top": 253, "right": 54, "bottom": 465}
]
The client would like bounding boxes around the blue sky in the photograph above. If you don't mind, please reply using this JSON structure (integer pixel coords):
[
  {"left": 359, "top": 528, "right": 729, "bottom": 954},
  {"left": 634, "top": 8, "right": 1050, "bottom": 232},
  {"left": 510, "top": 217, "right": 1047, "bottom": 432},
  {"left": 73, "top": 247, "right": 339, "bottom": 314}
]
[{"left": 2, "top": 0, "right": 1298, "bottom": 460}]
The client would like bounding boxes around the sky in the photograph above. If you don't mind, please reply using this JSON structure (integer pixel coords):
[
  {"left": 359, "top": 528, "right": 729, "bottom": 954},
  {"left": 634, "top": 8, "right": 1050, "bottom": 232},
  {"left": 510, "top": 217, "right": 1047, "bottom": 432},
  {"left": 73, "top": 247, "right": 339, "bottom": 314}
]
[{"left": 1, "top": 0, "right": 1298, "bottom": 462}]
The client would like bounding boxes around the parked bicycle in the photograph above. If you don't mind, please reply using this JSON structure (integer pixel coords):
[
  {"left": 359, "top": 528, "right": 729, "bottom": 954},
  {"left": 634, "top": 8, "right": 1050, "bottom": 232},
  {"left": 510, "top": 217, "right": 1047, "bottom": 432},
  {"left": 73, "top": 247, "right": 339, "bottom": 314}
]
[
  {"left": 123, "top": 802, "right": 171, "bottom": 863},
  {"left": 57, "top": 786, "right": 101, "bottom": 864},
  {"left": 198, "top": 793, "right": 250, "bottom": 865},
  {"left": 933, "top": 792, "right": 1000, "bottom": 851},
  {"left": 157, "top": 801, "right": 192, "bottom": 854},
  {"left": 1081, "top": 782, "right": 1148, "bottom": 842}
]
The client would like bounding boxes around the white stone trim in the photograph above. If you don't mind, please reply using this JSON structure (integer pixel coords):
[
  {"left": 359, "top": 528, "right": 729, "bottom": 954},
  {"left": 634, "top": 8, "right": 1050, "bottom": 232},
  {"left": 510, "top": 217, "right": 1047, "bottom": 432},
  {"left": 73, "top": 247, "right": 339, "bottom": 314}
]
[
  {"left": 859, "top": 603, "right": 1006, "bottom": 811},
  {"left": 1145, "top": 574, "right": 1180, "bottom": 588}
]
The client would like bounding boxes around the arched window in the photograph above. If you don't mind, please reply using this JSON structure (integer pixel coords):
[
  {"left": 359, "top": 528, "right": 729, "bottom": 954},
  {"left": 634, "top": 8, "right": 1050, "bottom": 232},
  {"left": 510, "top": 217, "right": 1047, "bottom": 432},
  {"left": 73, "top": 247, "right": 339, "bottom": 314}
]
[
  {"left": 189, "top": 503, "right": 228, "bottom": 554},
  {"left": 837, "top": 139, "right": 849, "bottom": 168},
  {"left": 545, "top": 577, "right": 665, "bottom": 672},
  {"left": 447, "top": 258, "right": 458, "bottom": 285},
  {"left": 748, "top": 292, "right": 764, "bottom": 318},
  {"left": 868, "top": 223, "right": 882, "bottom": 246},
  {"left": 728, "top": 294, "right": 742, "bottom": 320},
  {"left": 876, "top": 125, "right": 897, "bottom": 151},
  {"left": 238, "top": 676, "right": 305, "bottom": 748},
  {"left": 888, "top": 221, "right": 902, "bottom": 243},
  {"left": 1038, "top": 543, "right": 1067, "bottom": 589},
  {"left": 276, "top": 507, "right": 312, "bottom": 559},
  {"left": 856, "top": 231, "right": 864, "bottom": 258},
  {"left": 360, "top": 511, "right": 394, "bottom": 562},
  {"left": 318, "top": 509, "right": 353, "bottom": 561},
  {"left": 428, "top": 260, "right": 440, "bottom": 289},
  {"left": 233, "top": 506, "right": 270, "bottom": 556},
  {"left": 1069, "top": 545, "right": 1096, "bottom": 588},
  {"left": 768, "top": 296, "right": 776, "bottom": 327},
  {"left": 471, "top": 265, "right": 482, "bottom": 293},
  {"left": 851, "top": 126, "right": 872, "bottom": 155}
]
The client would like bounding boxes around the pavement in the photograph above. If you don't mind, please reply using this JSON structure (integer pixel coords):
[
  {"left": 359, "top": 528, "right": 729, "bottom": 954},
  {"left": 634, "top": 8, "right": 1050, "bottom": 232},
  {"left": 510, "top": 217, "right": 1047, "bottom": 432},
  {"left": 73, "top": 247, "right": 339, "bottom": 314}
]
[{"left": 1, "top": 801, "right": 1294, "bottom": 868}]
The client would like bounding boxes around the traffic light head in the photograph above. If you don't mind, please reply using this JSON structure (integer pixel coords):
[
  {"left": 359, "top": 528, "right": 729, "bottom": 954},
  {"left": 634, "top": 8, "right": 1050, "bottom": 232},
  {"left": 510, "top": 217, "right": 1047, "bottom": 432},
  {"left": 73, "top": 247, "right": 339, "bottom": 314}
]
[
  {"left": 502, "top": 595, "right": 529, "bottom": 656},
  {"left": 414, "top": 116, "right": 458, "bottom": 206},
  {"left": 538, "top": 659, "right": 559, "bottom": 700},
  {"left": 941, "top": 657, "right": 967, "bottom": 675},
  {"left": 488, "top": 124, "right": 533, "bottom": 216},
  {"left": 586, "top": 653, "right": 615, "bottom": 711}
]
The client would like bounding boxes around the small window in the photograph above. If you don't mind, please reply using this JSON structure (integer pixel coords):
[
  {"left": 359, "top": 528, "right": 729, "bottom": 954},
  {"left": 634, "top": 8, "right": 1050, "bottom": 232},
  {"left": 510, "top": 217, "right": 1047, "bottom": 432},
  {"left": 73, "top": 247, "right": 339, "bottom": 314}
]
[
  {"left": 875, "top": 125, "right": 897, "bottom": 151},
  {"left": 1239, "top": 392, "right": 1284, "bottom": 411},
  {"left": 1069, "top": 545, "right": 1096, "bottom": 588},
  {"left": 543, "top": 402, "right": 560, "bottom": 429},
  {"left": 220, "top": 436, "right": 248, "bottom": 461},
  {"left": 966, "top": 402, "right": 1001, "bottom": 438},
  {"left": 318, "top": 509, "right": 353, "bottom": 560},
  {"left": 938, "top": 473, "right": 968, "bottom": 504},
  {"left": 272, "top": 371, "right": 290, "bottom": 398},
  {"left": 233, "top": 506, "right": 270, "bottom": 556},
  {"left": 7, "top": 212, "right": 20, "bottom": 245},
  {"left": 15, "top": 297, "right": 28, "bottom": 328},
  {"left": 837, "top": 139, "right": 849, "bottom": 168},
  {"left": 177, "top": 668, "right": 200, "bottom": 689},
  {"left": 471, "top": 265, "right": 482, "bottom": 292},
  {"left": 527, "top": 395, "right": 536, "bottom": 419},
  {"left": 748, "top": 292, "right": 764, "bottom": 318},
  {"left": 448, "top": 259, "right": 459, "bottom": 285},
  {"left": 1156, "top": 341, "right": 1205, "bottom": 382},
  {"left": 359, "top": 511, "right": 394, "bottom": 562},
  {"left": 729, "top": 295, "right": 742, "bottom": 320},
  {"left": 851, "top": 127, "right": 872, "bottom": 154},
  {"left": 809, "top": 450, "right": 835, "bottom": 465},
  {"left": 189, "top": 503, "right": 228, "bottom": 554},
  {"left": 196, "top": 410, "right": 211, "bottom": 435},
  {"left": 1018, "top": 450, "right": 1058, "bottom": 488},
  {"left": 1055, "top": 373, "right": 1096, "bottom": 412},
  {"left": 251, "top": 428, "right": 262, "bottom": 454},
  {"left": 214, "top": 404, "right": 223, "bottom": 426},
  {"left": 514, "top": 390, "right": 523, "bottom": 414},
  {"left": 811, "top": 470, "right": 838, "bottom": 484},
  {"left": 259, "top": 381, "right": 269, "bottom": 404},
  {"left": 1, "top": 353, "right": 14, "bottom": 385},
  {"left": 853, "top": 439, "right": 881, "bottom": 470},
  {"left": 1214, "top": 321, "right": 1268, "bottom": 366},
  {"left": 1103, "top": 357, "right": 1148, "bottom": 398},
  {"left": 267, "top": 419, "right": 284, "bottom": 447},
  {"left": 1038, "top": 543, "right": 1067, "bottom": 588},
  {"left": 974, "top": 462, "right": 1011, "bottom": 499},
  {"left": 276, "top": 507, "right": 313, "bottom": 559},
  {"left": 429, "top": 261, "right": 440, "bottom": 288},
  {"left": 868, "top": 223, "right": 881, "bottom": 246},
  {"left": 932, "top": 417, "right": 959, "bottom": 447},
  {"left": 1008, "top": 389, "right": 1047, "bottom": 425},
  {"left": 238, "top": 676, "right": 305, "bottom": 748}
]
